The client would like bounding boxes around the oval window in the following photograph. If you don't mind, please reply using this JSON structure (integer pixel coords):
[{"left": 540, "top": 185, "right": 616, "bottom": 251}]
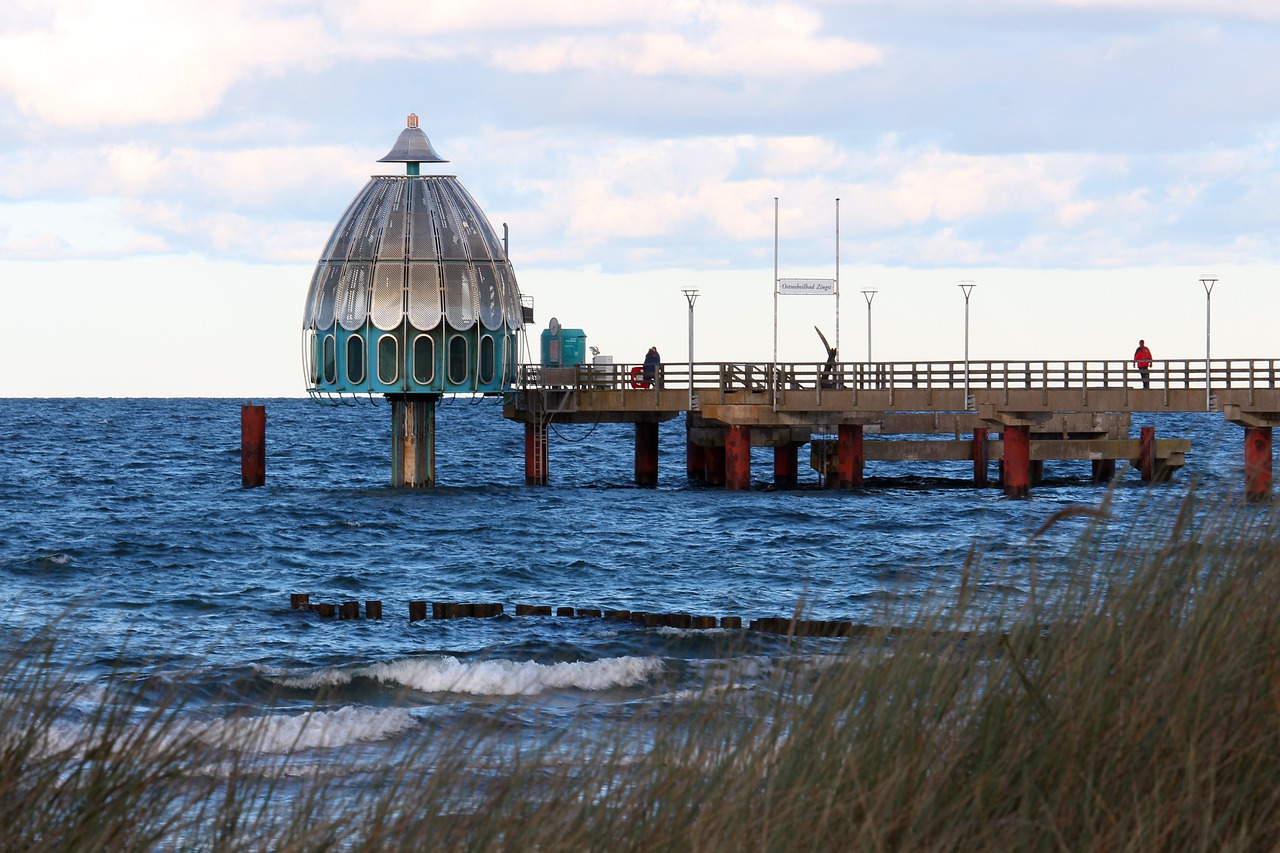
[
  {"left": 412, "top": 335, "right": 435, "bottom": 385},
  {"left": 322, "top": 334, "right": 337, "bottom": 384},
  {"left": 346, "top": 335, "right": 366, "bottom": 385},
  {"left": 479, "top": 335, "right": 496, "bottom": 384},
  {"left": 448, "top": 335, "right": 469, "bottom": 385},
  {"left": 377, "top": 335, "right": 398, "bottom": 385}
]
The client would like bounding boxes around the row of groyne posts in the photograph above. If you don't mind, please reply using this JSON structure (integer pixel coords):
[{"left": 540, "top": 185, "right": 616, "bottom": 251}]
[{"left": 288, "top": 594, "right": 906, "bottom": 638}]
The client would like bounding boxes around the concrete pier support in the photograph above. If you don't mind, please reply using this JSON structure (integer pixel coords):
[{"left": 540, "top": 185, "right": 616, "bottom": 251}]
[
  {"left": 774, "top": 444, "right": 799, "bottom": 489},
  {"left": 837, "top": 424, "right": 864, "bottom": 488},
  {"left": 1003, "top": 425, "right": 1031, "bottom": 498},
  {"left": 725, "top": 425, "right": 752, "bottom": 491},
  {"left": 972, "top": 427, "right": 988, "bottom": 487},
  {"left": 705, "top": 444, "right": 727, "bottom": 486},
  {"left": 635, "top": 422, "right": 659, "bottom": 487},
  {"left": 524, "top": 419, "right": 548, "bottom": 486},
  {"left": 1245, "top": 426, "right": 1273, "bottom": 502},
  {"left": 240, "top": 402, "right": 266, "bottom": 488},
  {"left": 391, "top": 394, "right": 437, "bottom": 488}
]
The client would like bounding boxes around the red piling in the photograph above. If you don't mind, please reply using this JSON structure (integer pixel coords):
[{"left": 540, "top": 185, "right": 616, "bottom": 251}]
[
  {"left": 725, "top": 425, "right": 752, "bottom": 490},
  {"left": 240, "top": 403, "right": 265, "bottom": 488},
  {"left": 837, "top": 424, "right": 864, "bottom": 488},
  {"left": 1245, "top": 426, "right": 1273, "bottom": 502},
  {"left": 635, "top": 422, "right": 659, "bottom": 487},
  {"left": 972, "top": 427, "right": 988, "bottom": 487},
  {"left": 686, "top": 419, "right": 706, "bottom": 481},
  {"left": 1003, "top": 425, "right": 1031, "bottom": 499},
  {"left": 774, "top": 444, "right": 799, "bottom": 489},
  {"left": 705, "top": 444, "right": 727, "bottom": 486},
  {"left": 525, "top": 421, "right": 549, "bottom": 486},
  {"left": 1139, "top": 426, "right": 1156, "bottom": 484},
  {"left": 1092, "top": 459, "right": 1117, "bottom": 485}
]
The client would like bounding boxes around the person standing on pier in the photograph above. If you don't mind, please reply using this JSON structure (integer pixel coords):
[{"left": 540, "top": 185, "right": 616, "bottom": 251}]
[
  {"left": 1134, "top": 340, "right": 1153, "bottom": 388},
  {"left": 643, "top": 346, "right": 661, "bottom": 388}
]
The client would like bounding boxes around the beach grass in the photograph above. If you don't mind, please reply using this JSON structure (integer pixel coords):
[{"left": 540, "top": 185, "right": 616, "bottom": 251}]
[{"left": 4, "top": 488, "right": 1280, "bottom": 850}]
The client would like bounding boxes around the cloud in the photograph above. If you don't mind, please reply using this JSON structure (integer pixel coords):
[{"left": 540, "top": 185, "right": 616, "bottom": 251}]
[
  {"left": 0, "top": 1, "right": 879, "bottom": 129},
  {"left": 0, "top": 0, "right": 338, "bottom": 128}
]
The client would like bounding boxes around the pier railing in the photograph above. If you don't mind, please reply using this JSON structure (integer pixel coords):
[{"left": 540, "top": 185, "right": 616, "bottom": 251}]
[{"left": 519, "top": 359, "right": 1280, "bottom": 394}]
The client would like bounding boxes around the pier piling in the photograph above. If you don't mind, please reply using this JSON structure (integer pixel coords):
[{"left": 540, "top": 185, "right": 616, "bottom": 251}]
[
  {"left": 635, "top": 422, "right": 659, "bottom": 487},
  {"left": 837, "top": 424, "right": 864, "bottom": 488},
  {"left": 705, "top": 443, "right": 727, "bottom": 486},
  {"left": 525, "top": 420, "right": 549, "bottom": 486},
  {"left": 774, "top": 444, "right": 799, "bottom": 489},
  {"left": 1003, "top": 425, "right": 1031, "bottom": 498},
  {"left": 1245, "top": 426, "right": 1273, "bottom": 501},
  {"left": 972, "top": 427, "right": 988, "bottom": 487},
  {"left": 390, "top": 394, "right": 437, "bottom": 488},
  {"left": 725, "top": 425, "right": 752, "bottom": 490},
  {"left": 240, "top": 403, "right": 266, "bottom": 488}
]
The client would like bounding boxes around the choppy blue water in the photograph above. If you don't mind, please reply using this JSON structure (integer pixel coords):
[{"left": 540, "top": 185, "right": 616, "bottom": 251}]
[{"left": 0, "top": 397, "right": 1249, "bottom": 774}]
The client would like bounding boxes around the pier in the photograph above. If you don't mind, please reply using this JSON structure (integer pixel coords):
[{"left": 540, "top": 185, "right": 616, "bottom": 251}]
[{"left": 505, "top": 357, "right": 1280, "bottom": 498}]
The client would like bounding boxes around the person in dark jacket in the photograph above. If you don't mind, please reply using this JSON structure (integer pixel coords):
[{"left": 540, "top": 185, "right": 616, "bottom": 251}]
[
  {"left": 642, "top": 346, "right": 661, "bottom": 387},
  {"left": 1134, "top": 340, "right": 1153, "bottom": 388}
]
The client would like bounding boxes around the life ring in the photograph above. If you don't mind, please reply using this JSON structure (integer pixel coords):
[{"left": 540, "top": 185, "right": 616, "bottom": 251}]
[{"left": 630, "top": 366, "right": 650, "bottom": 389}]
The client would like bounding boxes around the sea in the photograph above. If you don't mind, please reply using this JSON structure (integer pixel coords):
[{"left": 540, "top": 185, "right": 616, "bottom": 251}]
[{"left": 0, "top": 397, "right": 1249, "bottom": 786}]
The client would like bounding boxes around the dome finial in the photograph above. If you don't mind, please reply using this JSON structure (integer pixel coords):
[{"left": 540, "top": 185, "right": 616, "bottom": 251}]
[{"left": 378, "top": 113, "right": 448, "bottom": 172}]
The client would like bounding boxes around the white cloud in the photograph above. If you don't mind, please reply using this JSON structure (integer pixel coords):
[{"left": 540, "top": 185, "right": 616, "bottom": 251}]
[{"left": 0, "top": 0, "right": 337, "bottom": 127}]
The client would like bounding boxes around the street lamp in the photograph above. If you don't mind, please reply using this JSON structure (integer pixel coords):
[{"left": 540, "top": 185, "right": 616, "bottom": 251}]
[
  {"left": 959, "top": 281, "right": 976, "bottom": 410},
  {"left": 1201, "top": 275, "right": 1217, "bottom": 411},
  {"left": 683, "top": 288, "right": 699, "bottom": 411},
  {"left": 861, "top": 289, "right": 877, "bottom": 363}
]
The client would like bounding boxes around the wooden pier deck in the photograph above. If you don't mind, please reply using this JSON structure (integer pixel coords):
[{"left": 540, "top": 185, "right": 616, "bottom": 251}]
[{"left": 504, "top": 358, "right": 1280, "bottom": 496}]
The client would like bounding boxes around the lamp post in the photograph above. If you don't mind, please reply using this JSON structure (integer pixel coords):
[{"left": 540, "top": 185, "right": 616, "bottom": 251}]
[
  {"left": 959, "top": 281, "right": 976, "bottom": 410},
  {"left": 1201, "top": 275, "right": 1217, "bottom": 411},
  {"left": 861, "top": 289, "right": 877, "bottom": 363},
  {"left": 683, "top": 288, "right": 699, "bottom": 411}
]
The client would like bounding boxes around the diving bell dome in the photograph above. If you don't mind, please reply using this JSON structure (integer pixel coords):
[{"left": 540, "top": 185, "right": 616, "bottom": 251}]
[{"left": 302, "top": 114, "right": 524, "bottom": 398}]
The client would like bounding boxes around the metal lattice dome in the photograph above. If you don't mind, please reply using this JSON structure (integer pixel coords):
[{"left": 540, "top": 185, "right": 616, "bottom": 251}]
[{"left": 302, "top": 115, "right": 524, "bottom": 398}]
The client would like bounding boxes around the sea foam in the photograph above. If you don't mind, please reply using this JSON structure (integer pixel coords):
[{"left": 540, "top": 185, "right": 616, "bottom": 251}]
[{"left": 276, "top": 655, "right": 663, "bottom": 696}]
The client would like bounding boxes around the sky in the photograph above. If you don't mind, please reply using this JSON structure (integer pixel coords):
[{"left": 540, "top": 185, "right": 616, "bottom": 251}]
[{"left": 1, "top": 0, "right": 1277, "bottom": 397}]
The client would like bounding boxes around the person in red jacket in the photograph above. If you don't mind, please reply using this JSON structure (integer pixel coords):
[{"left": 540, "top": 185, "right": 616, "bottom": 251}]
[{"left": 1134, "top": 339, "right": 1153, "bottom": 388}]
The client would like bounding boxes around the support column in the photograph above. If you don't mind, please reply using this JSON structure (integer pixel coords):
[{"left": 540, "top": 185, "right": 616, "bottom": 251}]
[
  {"left": 1003, "top": 425, "right": 1031, "bottom": 499},
  {"left": 524, "top": 419, "right": 548, "bottom": 486},
  {"left": 972, "top": 427, "right": 988, "bottom": 487},
  {"left": 774, "top": 444, "right": 799, "bottom": 489},
  {"left": 1139, "top": 425, "right": 1155, "bottom": 484},
  {"left": 1092, "top": 459, "right": 1117, "bottom": 485},
  {"left": 725, "top": 425, "right": 752, "bottom": 491},
  {"left": 392, "top": 394, "right": 437, "bottom": 488},
  {"left": 1245, "top": 426, "right": 1273, "bottom": 502},
  {"left": 1031, "top": 460, "right": 1045, "bottom": 487},
  {"left": 240, "top": 402, "right": 266, "bottom": 488},
  {"left": 686, "top": 417, "right": 706, "bottom": 482},
  {"left": 837, "top": 424, "right": 864, "bottom": 489},
  {"left": 705, "top": 444, "right": 726, "bottom": 486},
  {"left": 635, "top": 421, "right": 659, "bottom": 487}
]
